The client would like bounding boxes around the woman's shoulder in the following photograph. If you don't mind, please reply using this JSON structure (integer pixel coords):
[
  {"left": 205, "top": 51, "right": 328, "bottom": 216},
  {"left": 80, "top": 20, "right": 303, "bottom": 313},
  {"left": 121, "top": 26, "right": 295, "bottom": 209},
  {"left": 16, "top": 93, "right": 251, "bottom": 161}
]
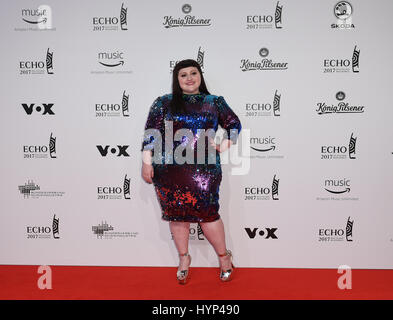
[
  {"left": 204, "top": 94, "right": 225, "bottom": 104},
  {"left": 158, "top": 93, "right": 173, "bottom": 101},
  {"left": 151, "top": 94, "right": 172, "bottom": 108}
]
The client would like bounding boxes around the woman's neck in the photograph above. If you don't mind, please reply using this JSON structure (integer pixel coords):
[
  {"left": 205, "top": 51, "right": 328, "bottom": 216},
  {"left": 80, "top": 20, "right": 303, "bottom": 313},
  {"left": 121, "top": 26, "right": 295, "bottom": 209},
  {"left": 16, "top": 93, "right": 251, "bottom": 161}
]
[{"left": 182, "top": 91, "right": 200, "bottom": 95}]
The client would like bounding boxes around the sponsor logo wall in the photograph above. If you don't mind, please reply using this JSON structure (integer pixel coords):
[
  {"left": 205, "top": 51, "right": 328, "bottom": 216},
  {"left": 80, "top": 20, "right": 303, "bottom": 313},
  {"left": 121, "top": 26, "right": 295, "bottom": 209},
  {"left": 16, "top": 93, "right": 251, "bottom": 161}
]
[{"left": 1, "top": 0, "right": 392, "bottom": 269}]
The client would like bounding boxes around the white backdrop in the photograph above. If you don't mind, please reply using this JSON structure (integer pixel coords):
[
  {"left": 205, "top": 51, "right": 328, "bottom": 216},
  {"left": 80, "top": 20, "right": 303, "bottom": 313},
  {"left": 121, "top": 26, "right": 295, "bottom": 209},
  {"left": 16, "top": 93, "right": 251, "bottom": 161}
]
[{"left": 1, "top": 0, "right": 392, "bottom": 269}]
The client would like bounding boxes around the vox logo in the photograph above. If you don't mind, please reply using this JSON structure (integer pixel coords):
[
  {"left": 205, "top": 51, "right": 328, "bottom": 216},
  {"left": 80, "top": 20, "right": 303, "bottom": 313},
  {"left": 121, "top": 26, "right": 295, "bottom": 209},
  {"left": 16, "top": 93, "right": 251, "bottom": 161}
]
[
  {"left": 22, "top": 103, "right": 55, "bottom": 115},
  {"left": 96, "top": 145, "right": 130, "bottom": 157},
  {"left": 245, "top": 227, "right": 278, "bottom": 239}
]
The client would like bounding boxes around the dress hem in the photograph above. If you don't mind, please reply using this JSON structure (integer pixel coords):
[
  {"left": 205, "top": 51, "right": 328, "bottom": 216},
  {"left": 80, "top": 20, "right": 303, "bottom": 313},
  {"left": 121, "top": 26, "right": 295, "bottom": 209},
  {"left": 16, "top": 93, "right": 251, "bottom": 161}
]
[{"left": 161, "top": 214, "right": 221, "bottom": 223}]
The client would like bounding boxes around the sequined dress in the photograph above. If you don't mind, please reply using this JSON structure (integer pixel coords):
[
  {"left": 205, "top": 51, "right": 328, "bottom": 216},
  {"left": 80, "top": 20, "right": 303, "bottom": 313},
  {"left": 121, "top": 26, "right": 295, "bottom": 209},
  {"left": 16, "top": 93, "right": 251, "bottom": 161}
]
[{"left": 141, "top": 93, "right": 242, "bottom": 222}]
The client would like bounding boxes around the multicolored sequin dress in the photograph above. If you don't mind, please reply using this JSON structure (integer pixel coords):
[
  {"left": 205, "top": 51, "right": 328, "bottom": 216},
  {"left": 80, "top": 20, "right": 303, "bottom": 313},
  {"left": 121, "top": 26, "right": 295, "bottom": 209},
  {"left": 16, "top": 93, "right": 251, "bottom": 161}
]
[{"left": 141, "top": 93, "right": 242, "bottom": 222}]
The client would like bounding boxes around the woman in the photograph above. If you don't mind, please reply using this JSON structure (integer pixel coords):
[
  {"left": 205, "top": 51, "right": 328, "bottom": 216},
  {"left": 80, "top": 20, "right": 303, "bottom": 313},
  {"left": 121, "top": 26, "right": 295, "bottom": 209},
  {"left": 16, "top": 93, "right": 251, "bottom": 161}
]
[{"left": 141, "top": 59, "right": 242, "bottom": 284}]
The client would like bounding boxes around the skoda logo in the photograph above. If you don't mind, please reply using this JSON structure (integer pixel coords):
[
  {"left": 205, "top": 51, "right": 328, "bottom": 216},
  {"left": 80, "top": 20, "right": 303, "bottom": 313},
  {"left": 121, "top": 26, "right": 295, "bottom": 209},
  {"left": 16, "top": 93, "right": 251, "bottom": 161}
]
[
  {"left": 334, "top": 1, "right": 353, "bottom": 20},
  {"left": 259, "top": 48, "right": 269, "bottom": 58},
  {"left": 182, "top": 4, "right": 192, "bottom": 14}
]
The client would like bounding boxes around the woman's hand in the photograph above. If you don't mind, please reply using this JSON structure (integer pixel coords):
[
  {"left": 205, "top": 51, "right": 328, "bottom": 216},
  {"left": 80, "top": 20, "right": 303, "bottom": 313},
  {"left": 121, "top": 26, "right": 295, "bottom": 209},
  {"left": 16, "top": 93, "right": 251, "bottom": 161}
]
[
  {"left": 142, "top": 162, "right": 154, "bottom": 184},
  {"left": 142, "top": 150, "right": 154, "bottom": 184},
  {"left": 208, "top": 138, "right": 233, "bottom": 153}
]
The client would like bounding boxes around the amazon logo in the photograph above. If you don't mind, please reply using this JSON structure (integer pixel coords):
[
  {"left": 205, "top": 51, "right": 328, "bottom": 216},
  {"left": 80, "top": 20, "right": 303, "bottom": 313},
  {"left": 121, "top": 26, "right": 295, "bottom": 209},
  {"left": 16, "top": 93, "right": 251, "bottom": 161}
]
[
  {"left": 324, "top": 178, "right": 351, "bottom": 194},
  {"left": 250, "top": 136, "right": 276, "bottom": 152},
  {"left": 21, "top": 7, "right": 51, "bottom": 27},
  {"left": 22, "top": 16, "right": 47, "bottom": 24},
  {"left": 98, "top": 51, "right": 125, "bottom": 67}
]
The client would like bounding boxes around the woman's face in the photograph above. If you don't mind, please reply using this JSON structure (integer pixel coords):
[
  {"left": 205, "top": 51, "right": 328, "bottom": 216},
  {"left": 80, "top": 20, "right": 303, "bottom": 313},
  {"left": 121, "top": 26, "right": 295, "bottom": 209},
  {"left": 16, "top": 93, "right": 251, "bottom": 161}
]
[{"left": 177, "top": 66, "right": 201, "bottom": 94}]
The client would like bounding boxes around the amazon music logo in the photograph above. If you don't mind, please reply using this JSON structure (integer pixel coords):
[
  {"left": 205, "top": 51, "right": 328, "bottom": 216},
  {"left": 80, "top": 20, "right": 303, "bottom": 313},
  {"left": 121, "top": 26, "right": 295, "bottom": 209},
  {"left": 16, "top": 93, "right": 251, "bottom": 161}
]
[
  {"left": 19, "top": 48, "right": 54, "bottom": 75},
  {"left": 26, "top": 214, "right": 60, "bottom": 240},
  {"left": 16, "top": 5, "right": 54, "bottom": 31},
  {"left": 92, "top": 3, "right": 127, "bottom": 31},
  {"left": 318, "top": 217, "right": 354, "bottom": 242},
  {"left": 325, "top": 178, "right": 351, "bottom": 194},
  {"left": 244, "top": 175, "right": 280, "bottom": 201},
  {"left": 23, "top": 133, "right": 57, "bottom": 159},
  {"left": 97, "top": 174, "right": 131, "bottom": 200},
  {"left": 163, "top": 4, "right": 212, "bottom": 29},
  {"left": 251, "top": 136, "right": 276, "bottom": 152},
  {"left": 321, "top": 133, "right": 357, "bottom": 160},
  {"left": 316, "top": 91, "right": 365, "bottom": 115},
  {"left": 96, "top": 145, "right": 130, "bottom": 157},
  {"left": 245, "top": 227, "right": 278, "bottom": 239},
  {"left": 91, "top": 50, "right": 132, "bottom": 74},
  {"left": 241, "top": 48, "right": 288, "bottom": 71},
  {"left": 249, "top": 136, "right": 284, "bottom": 159},
  {"left": 331, "top": 1, "right": 355, "bottom": 29},
  {"left": 98, "top": 51, "right": 125, "bottom": 67},
  {"left": 170, "top": 46, "right": 205, "bottom": 73},
  {"left": 95, "top": 91, "right": 130, "bottom": 117},
  {"left": 245, "top": 90, "right": 281, "bottom": 117},
  {"left": 323, "top": 45, "right": 359, "bottom": 73},
  {"left": 317, "top": 178, "right": 359, "bottom": 201},
  {"left": 21, "top": 103, "right": 55, "bottom": 115},
  {"left": 246, "top": 1, "right": 283, "bottom": 30}
]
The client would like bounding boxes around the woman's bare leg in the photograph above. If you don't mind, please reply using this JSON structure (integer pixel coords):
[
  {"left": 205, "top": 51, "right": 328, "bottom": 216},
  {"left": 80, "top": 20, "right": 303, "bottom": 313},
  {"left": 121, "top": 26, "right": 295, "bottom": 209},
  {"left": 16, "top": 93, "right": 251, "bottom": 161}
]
[
  {"left": 199, "top": 218, "right": 232, "bottom": 270},
  {"left": 169, "top": 221, "right": 191, "bottom": 269}
]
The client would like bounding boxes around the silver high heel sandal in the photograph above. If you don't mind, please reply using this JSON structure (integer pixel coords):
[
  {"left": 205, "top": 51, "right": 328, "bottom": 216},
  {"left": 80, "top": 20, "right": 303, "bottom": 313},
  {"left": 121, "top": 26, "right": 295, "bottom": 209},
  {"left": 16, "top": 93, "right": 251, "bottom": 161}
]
[
  {"left": 177, "top": 252, "right": 191, "bottom": 285},
  {"left": 218, "top": 249, "right": 234, "bottom": 282}
]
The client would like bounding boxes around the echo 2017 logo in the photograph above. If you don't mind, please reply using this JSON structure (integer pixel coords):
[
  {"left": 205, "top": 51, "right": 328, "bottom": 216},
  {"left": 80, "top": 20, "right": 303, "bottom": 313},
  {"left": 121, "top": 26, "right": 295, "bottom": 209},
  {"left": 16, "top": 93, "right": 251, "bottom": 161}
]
[
  {"left": 318, "top": 217, "right": 354, "bottom": 242},
  {"left": 323, "top": 45, "right": 359, "bottom": 73},
  {"left": 27, "top": 214, "right": 60, "bottom": 239},
  {"left": 245, "top": 90, "right": 281, "bottom": 118},
  {"left": 23, "top": 133, "right": 57, "bottom": 159},
  {"left": 246, "top": 1, "right": 283, "bottom": 30},
  {"left": 321, "top": 133, "right": 357, "bottom": 160},
  {"left": 244, "top": 175, "right": 280, "bottom": 200},
  {"left": 19, "top": 48, "right": 54, "bottom": 75},
  {"left": 97, "top": 174, "right": 131, "bottom": 200},
  {"left": 92, "top": 3, "right": 127, "bottom": 31},
  {"left": 95, "top": 91, "right": 130, "bottom": 117}
]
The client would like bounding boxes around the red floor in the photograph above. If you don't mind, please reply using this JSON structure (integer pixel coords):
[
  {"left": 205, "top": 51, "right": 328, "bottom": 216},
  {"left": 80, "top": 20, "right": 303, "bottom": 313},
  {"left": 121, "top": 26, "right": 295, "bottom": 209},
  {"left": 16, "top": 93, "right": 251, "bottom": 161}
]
[{"left": 0, "top": 265, "right": 392, "bottom": 300}]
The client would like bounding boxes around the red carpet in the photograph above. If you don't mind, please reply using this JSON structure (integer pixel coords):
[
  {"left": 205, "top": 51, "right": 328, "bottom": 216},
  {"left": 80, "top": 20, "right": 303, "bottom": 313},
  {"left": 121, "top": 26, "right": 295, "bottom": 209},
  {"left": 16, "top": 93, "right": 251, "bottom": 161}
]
[{"left": 0, "top": 265, "right": 392, "bottom": 300}]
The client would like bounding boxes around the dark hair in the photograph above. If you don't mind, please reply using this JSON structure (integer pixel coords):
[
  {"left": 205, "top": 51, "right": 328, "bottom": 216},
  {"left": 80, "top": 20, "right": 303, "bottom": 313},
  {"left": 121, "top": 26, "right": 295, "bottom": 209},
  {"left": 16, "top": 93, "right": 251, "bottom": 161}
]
[{"left": 169, "top": 59, "right": 210, "bottom": 114}]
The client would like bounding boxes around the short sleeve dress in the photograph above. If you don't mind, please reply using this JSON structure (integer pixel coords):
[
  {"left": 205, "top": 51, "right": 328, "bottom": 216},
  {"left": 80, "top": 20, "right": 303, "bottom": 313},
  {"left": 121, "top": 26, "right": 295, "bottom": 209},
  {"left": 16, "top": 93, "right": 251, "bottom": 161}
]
[{"left": 141, "top": 93, "right": 242, "bottom": 223}]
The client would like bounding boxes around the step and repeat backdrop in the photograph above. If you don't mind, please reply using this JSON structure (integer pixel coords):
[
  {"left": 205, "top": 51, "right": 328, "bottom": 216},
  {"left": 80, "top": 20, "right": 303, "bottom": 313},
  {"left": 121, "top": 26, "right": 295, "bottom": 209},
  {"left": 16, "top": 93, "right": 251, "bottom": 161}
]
[{"left": 0, "top": 0, "right": 392, "bottom": 269}]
